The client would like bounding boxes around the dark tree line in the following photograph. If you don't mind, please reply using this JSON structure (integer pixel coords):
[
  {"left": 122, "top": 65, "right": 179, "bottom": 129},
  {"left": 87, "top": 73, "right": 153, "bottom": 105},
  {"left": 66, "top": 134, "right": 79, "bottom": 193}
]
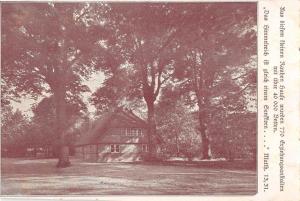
[{"left": 1, "top": 3, "right": 257, "bottom": 167}]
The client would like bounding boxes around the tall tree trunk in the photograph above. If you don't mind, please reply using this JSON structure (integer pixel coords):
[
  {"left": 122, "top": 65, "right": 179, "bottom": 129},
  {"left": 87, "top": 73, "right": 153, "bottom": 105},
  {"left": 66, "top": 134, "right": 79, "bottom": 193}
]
[
  {"left": 54, "top": 85, "right": 70, "bottom": 168},
  {"left": 175, "top": 133, "right": 180, "bottom": 157},
  {"left": 146, "top": 99, "right": 157, "bottom": 160},
  {"left": 193, "top": 63, "right": 211, "bottom": 160},
  {"left": 198, "top": 111, "right": 210, "bottom": 159}
]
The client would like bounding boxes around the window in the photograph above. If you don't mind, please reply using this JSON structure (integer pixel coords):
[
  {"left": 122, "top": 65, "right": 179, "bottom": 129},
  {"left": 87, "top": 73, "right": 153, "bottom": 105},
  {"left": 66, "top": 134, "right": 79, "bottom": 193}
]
[
  {"left": 142, "top": 144, "right": 148, "bottom": 152},
  {"left": 126, "top": 128, "right": 143, "bottom": 136},
  {"left": 110, "top": 144, "right": 120, "bottom": 153},
  {"left": 115, "top": 145, "right": 120, "bottom": 153}
]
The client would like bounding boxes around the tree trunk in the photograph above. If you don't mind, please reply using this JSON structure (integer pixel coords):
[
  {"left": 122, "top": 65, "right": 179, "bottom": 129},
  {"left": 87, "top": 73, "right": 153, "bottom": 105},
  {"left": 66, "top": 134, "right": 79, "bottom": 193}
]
[
  {"left": 33, "top": 146, "right": 37, "bottom": 158},
  {"left": 57, "top": 145, "right": 70, "bottom": 167},
  {"left": 146, "top": 99, "right": 157, "bottom": 160},
  {"left": 198, "top": 111, "right": 211, "bottom": 160},
  {"left": 175, "top": 132, "right": 180, "bottom": 157},
  {"left": 54, "top": 86, "right": 70, "bottom": 168},
  {"left": 193, "top": 65, "right": 211, "bottom": 160}
]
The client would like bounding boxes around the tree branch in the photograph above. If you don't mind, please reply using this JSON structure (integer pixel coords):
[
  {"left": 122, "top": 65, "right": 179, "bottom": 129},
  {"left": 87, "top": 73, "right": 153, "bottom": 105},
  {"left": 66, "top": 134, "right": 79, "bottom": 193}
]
[
  {"left": 232, "top": 71, "right": 252, "bottom": 80},
  {"left": 68, "top": 51, "right": 83, "bottom": 67},
  {"left": 154, "top": 70, "right": 163, "bottom": 98},
  {"left": 75, "top": 7, "right": 90, "bottom": 23}
]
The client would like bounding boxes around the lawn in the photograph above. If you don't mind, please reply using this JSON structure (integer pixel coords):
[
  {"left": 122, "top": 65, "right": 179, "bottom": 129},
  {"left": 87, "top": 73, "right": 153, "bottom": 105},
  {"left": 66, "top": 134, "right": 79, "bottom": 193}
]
[{"left": 1, "top": 158, "right": 257, "bottom": 195}]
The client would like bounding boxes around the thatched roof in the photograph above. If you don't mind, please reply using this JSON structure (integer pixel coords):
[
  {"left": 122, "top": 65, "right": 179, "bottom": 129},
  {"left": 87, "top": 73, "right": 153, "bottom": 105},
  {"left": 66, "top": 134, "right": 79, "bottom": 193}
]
[{"left": 75, "top": 108, "right": 148, "bottom": 146}]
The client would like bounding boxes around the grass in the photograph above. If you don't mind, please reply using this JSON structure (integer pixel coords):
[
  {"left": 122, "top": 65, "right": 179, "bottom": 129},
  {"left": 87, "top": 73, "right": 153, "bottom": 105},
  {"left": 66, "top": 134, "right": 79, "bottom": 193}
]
[{"left": 1, "top": 157, "right": 257, "bottom": 195}]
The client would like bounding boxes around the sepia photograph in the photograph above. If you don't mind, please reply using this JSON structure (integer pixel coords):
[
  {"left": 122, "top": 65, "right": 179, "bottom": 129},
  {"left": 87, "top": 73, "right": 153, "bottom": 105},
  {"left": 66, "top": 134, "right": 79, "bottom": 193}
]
[{"left": 1, "top": 2, "right": 257, "bottom": 195}]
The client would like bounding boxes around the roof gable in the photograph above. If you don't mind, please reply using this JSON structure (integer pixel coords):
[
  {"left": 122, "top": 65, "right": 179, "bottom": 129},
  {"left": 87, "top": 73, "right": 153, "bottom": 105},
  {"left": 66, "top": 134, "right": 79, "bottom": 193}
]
[{"left": 75, "top": 108, "right": 147, "bottom": 146}]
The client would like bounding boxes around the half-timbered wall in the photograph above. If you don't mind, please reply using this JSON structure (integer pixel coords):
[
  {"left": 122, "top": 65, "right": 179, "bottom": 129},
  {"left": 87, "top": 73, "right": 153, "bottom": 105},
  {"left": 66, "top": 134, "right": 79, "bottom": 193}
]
[{"left": 75, "top": 143, "right": 149, "bottom": 162}]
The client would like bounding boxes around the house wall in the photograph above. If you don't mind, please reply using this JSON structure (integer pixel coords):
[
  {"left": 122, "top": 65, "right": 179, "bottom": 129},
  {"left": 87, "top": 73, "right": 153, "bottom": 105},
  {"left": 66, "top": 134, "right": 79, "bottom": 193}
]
[{"left": 75, "top": 144, "right": 148, "bottom": 162}]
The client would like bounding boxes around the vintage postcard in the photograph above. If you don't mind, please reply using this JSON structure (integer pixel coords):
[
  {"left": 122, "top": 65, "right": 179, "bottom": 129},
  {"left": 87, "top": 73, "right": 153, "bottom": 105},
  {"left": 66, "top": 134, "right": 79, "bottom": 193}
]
[{"left": 0, "top": 0, "right": 299, "bottom": 200}]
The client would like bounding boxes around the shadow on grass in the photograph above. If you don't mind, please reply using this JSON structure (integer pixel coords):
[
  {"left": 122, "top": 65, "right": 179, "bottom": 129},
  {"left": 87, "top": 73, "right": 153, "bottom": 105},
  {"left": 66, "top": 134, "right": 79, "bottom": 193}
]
[{"left": 131, "top": 160, "right": 256, "bottom": 171}]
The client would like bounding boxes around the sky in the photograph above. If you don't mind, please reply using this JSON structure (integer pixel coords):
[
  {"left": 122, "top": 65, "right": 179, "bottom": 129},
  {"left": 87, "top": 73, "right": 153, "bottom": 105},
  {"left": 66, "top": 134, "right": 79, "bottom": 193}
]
[{"left": 11, "top": 71, "right": 106, "bottom": 117}]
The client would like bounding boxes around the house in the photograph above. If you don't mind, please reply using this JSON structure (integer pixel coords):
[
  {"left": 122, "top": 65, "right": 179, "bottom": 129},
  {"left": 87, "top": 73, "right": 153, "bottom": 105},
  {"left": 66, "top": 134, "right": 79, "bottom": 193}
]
[{"left": 74, "top": 108, "right": 149, "bottom": 162}]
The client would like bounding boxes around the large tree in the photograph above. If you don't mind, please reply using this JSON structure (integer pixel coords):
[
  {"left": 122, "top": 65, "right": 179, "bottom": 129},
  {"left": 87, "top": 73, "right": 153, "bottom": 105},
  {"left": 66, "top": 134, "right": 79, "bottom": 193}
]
[
  {"left": 173, "top": 3, "right": 257, "bottom": 159},
  {"left": 91, "top": 3, "right": 257, "bottom": 160},
  {"left": 92, "top": 4, "right": 199, "bottom": 158},
  {"left": 1, "top": 3, "right": 110, "bottom": 167},
  {"left": 156, "top": 84, "right": 200, "bottom": 159}
]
